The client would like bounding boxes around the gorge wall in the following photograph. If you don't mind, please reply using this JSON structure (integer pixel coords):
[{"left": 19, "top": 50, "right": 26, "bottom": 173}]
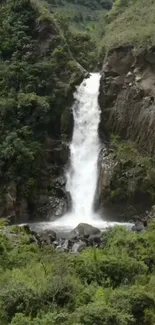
[
  {"left": 96, "top": 0, "right": 155, "bottom": 220},
  {"left": 99, "top": 47, "right": 155, "bottom": 154},
  {"left": 97, "top": 48, "right": 155, "bottom": 219}
]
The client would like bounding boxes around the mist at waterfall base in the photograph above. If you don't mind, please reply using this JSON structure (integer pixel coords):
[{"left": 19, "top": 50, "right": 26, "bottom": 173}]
[{"left": 47, "top": 73, "right": 133, "bottom": 232}]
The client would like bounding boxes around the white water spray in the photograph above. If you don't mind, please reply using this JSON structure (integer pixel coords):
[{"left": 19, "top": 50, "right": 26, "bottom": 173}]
[
  {"left": 53, "top": 73, "right": 106, "bottom": 228},
  {"left": 66, "top": 73, "right": 101, "bottom": 221}
]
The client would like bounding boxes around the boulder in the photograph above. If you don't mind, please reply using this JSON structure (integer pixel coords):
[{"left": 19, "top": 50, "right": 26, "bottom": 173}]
[
  {"left": 56, "top": 245, "right": 65, "bottom": 252},
  {"left": 62, "top": 239, "right": 70, "bottom": 251},
  {"left": 53, "top": 240, "right": 59, "bottom": 247},
  {"left": 20, "top": 224, "right": 32, "bottom": 234},
  {"left": 132, "top": 222, "right": 145, "bottom": 233},
  {"left": 71, "top": 241, "right": 87, "bottom": 253},
  {"left": 69, "top": 223, "right": 101, "bottom": 240},
  {"left": 88, "top": 233, "right": 102, "bottom": 244},
  {"left": 35, "top": 229, "right": 57, "bottom": 246}
]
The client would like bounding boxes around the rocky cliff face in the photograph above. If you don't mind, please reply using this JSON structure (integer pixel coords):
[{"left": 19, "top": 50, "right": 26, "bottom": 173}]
[
  {"left": 99, "top": 47, "right": 155, "bottom": 154},
  {"left": 98, "top": 47, "right": 155, "bottom": 219}
]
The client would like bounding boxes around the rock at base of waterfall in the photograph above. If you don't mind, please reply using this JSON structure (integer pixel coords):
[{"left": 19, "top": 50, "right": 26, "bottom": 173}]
[
  {"left": 31, "top": 228, "right": 57, "bottom": 246},
  {"left": 69, "top": 223, "right": 101, "bottom": 240},
  {"left": 132, "top": 222, "right": 145, "bottom": 233},
  {"left": 62, "top": 239, "right": 70, "bottom": 251},
  {"left": 71, "top": 241, "right": 87, "bottom": 253}
]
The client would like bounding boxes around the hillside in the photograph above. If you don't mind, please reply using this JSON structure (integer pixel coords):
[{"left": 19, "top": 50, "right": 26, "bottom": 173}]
[
  {"left": 0, "top": 0, "right": 87, "bottom": 223},
  {"left": 47, "top": 0, "right": 114, "bottom": 34},
  {"left": 103, "top": 0, "right": 155, "bottom": 52}
]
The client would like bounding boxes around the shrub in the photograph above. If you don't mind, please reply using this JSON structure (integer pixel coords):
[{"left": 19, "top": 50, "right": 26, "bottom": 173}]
[{"left": 74, "top": 248, "right": 147, "bottom": 287}]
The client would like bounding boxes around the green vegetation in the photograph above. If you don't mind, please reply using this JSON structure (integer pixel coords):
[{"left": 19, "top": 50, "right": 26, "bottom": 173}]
[
  {"left": 1, "top": 2, "right": 155, "bottom": 325},
  {"left": 103, "top": 0, "right": 155, "bottom": 52},
  {"left": 0, "top": 0, "right": 86, "bottom": 215},
  {"left": 0, "top": 0, "right": 115, "bottom": 219},
  {"left": 106, "top": 137, "right": 155, "bottom": 203},
  {"left": 1, "top": 221, "right": 155, "bottom": 324},
  {"left": 54, "top": 13, "right": 98, "bottom": 70},
  {"left": 47, "top": 0, "right": 114, "bottom": 33}
]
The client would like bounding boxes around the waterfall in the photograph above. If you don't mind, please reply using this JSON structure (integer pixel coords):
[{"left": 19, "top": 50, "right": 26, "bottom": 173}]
[
  {"left": 53, "top": 73, "right": 103, "bottom": 228},
  {"left": 66, "top": 73, "right": 101, "bottom": 221},
  {"left": 28, "top": 73, "right": 134, "bottom": 232}
]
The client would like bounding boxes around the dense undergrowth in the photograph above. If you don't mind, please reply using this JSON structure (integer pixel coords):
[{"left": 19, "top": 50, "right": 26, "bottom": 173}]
[{"left": 1, "top": 221, "right": 155, "bottom": 324}]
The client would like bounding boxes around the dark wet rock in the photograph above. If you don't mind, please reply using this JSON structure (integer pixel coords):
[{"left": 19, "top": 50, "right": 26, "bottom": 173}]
[
  {"left": 94, "top": 147, "right": 117, "bottom": 212},
  {"left": 66, "top": 191, "right": 72, "bottom": 211},
  {"left": 53, "top": 240, "right": 59, "bottom": 247},
  {"left": 26, "top": 136, "right": 70, "bottom": 222},
  {"left": 99, "top": 48, "right": 155, "bottom": 155},
  {"left": 6, "top": 215, "right": 17, "bottom": 225},
  {"left": 61, "top": 107, "right": 74, "bottom": 141},
  {"left": 71, "top": 241, "right": 87, "bottom": 253},
  {"left": 20, "top": 224, "right": 32, "bottom": 234},
  {"left": 0, "top": 183, "right": 29, "bottom": 224},
  {"left": 49, "top": 197, "right": 67, "bottom": 217},
  {"left": 88, "top": 233, "right": 102, "bottom": 243},
  {"left": 33, "top": 229, "right": 57, "bottom": 246},
  {"left": 46, "top": 138, "right": 69, "bottom": 165},
  {"left": 132, "top": 222, "right": 145, "bottom": 233},
  {"left": 56, "top": 245, "right": 65, "bottom": 252},
  {"left": 28, "top": 235, "right": 38, "bottom": 244},
  {"left": 69, "top": 223, "right": 101, "bottom": 240},
  {"left": 43, "top": 229, "right": 56, "bottom": 241},
  {"left": 62, "top": 239, "right": 70, "bottom": 251}
]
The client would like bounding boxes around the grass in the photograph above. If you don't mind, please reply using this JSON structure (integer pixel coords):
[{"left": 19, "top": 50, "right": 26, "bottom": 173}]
[{"left": 103, "top": 0, "right": 155, "bottom": 52}]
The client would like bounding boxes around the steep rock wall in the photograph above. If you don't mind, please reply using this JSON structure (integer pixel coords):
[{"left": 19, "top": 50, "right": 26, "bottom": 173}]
[
  {"left": 97, "top": 47, "right": 155, "bottom": 219},
  {"left": 99, "top": 47, "right": 155, "bottom": 155}
]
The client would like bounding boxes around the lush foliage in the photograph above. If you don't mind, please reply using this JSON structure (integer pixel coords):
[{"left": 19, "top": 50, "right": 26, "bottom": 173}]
[
  {"left": 0, "top": 0, "right": 84, "bottom": 213},
  {"left": 103, "top": 0, "right": 155, "bottom": 52},
  {"left": 47, "top": 0, "right": 114, "bottom": 33},
  {"left": 1, "top": 221, "right": 155, "bottom": 324}
]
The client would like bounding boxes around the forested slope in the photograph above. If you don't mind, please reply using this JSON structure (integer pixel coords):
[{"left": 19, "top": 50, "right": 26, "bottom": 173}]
[
  {"left": 0, "top": 0, "right": 86, "bottom": 222},
  {"left": 103, "top": 0, "right": 155, "bottom": 52},
  {"left": 47, "top": 0, "right": 114, "bottom": 34}
]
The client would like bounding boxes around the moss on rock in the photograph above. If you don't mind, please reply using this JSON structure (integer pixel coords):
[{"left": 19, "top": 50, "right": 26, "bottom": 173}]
[{"left": 100, "top": 137, "right": 155, "bottom": 207}]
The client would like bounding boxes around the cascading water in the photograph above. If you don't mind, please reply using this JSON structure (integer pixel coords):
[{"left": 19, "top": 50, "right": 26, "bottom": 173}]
[
  {"left": 53, "top": 73, "right": 104, "bottom": 228},
  {"left": 46, "top": 72, "right": 134, "bottom": 232},
  {"left": 66, "top": 73, "right": 101, "bottom": 221},
  {"left": 26, "top": 73, "right": 134, "bottom": 232}
]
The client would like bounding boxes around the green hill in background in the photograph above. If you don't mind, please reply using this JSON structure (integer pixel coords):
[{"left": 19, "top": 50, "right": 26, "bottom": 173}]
[
  {"left": 46, "top": 0, "right": 114, "bottom": 35},
  {"left": 103, "top": 0, "right": 155, "bottom": 52}
]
